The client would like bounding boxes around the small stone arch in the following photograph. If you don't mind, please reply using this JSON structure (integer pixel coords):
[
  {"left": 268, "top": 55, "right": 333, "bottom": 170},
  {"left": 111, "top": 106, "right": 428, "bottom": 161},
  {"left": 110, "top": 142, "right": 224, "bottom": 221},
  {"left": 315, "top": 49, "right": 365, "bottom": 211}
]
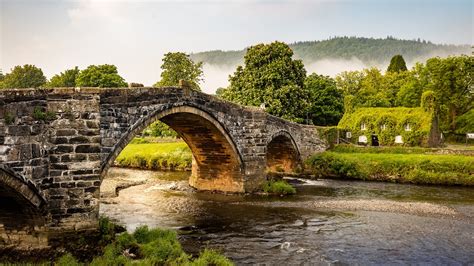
[
  {"left": 0, "top": 166, "right": 47, "bottom": 247},
  {"left": 101, "top": 105, "right": 245, "bottom": 192},
  {"left": 266, "top": 131, "right": 302, "bottom": 173},
  {"left": 0, "top": 166, "right": 46, "bottom": 209}
]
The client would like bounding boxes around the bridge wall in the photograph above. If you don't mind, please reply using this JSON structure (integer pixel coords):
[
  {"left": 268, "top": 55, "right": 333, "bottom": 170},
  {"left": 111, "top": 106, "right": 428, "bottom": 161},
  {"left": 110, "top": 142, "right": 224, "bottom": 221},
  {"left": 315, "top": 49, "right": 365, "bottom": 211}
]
[{"left": 0, "top": 87, "right": 326, "bottom": 240}]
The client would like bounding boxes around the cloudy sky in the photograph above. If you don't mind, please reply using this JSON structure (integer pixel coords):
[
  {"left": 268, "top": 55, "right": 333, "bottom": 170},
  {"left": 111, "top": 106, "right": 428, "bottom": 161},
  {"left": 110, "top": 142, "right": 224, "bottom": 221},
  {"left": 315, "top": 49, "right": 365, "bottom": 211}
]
[{"left": 0, "top": 0, "right": 472, "bottom": 93}]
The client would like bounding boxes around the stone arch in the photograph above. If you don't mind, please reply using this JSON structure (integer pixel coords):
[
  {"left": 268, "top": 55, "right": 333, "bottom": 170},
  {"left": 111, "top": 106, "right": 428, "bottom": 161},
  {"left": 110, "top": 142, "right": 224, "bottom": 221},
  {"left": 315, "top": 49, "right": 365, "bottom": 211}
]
[
  {"left": 102, "top": 105, "right": 245, "bottom": 192},
  {"left": 0, "top": 166, "right": 46, "bottom": 246},
  {"left": 266, "top": 131, "right": 302, "bottom": 173}
]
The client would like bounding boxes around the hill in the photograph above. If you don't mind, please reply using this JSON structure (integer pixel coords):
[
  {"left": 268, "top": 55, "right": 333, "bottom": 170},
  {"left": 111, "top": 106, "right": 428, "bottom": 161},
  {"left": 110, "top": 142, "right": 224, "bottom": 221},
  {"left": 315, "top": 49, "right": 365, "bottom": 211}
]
[{"left": 190, "top": 36, "right": 470, "bottom": 67}]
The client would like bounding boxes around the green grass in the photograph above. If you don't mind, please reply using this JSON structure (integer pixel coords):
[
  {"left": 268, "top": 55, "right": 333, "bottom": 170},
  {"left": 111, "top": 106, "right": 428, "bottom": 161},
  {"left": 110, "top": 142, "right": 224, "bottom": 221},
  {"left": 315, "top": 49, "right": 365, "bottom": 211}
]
[
  {"left": 55, "top": 225, "right": 233, "bottom": 266},
  {"left": 307, "top": 151, "right": 474, "bottom": 186},
  {"left": 115, "top": 141, "right": 192, "bottom": 171},
  {"left": 262, "top": 180, "right": 296, "bottom": 195}
]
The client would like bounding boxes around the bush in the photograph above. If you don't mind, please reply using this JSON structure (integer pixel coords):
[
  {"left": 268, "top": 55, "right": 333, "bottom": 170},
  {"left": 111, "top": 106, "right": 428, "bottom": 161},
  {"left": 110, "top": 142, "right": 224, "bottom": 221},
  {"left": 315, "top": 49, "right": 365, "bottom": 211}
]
[
  {"left": 56, "top": 253, "right": 81, "bottom": 266},
  {"left": 191, "top": 249, "right": 234, "bottom": 266},
  {"left": 262, "top": 180, "right": 296, "bottom": 195}
]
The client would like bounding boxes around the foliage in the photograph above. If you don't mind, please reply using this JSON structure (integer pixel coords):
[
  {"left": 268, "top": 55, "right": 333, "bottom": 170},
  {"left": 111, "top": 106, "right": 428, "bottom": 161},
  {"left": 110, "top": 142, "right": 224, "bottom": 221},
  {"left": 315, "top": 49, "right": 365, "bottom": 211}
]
[
  {"left": 307, "top": 151, "right": 474, "bottom": 186},
  {"left": 305, "top": 74, "right": 344, "bottom": 126},
  {"left": 115, "top": 142, "right": 192, "bottom": 171},
  {"left": 154, "top": 52, "right": 203, "bottom": 91},
  {"left": 142, "top": 120, "right": 178, "bottom": 138},
  {"left": 455, "top": 109, "right": 474, "bottom": 134},
  {"left": 262, "top": 180, "right": 296, "bottom": 195},
  {"left": 221, "top": 41, "right": 308, "bottom": 122},
  {"left": 47, "top": 67, "right": 80, "bottom": 87},
  {"left": 1, "top": 64, "right": 46, "bottom": 88},
  {"left": 56, "top": 253, "right": 81, "bottom": 266},
  {"left": 4, "top": 112, "right": 14, "bottom": 125},
  {"left": 421, "top": 55, "right": 473, "bottom": 132},
  {"left": 190, "top": 36, "right": 469, "bottom": 68},
  {"left": 191, "top": 249, "right": 234, "bottom": 266},
  {"left": 387, "top": 54, "right": 408, "bottom": 73},
  {"left": 75, "top": 64, "right": 127, "bottom": 87},
  {"left": 337, "top": 107, "right": 433, "bottom": 146},
  {"left": 88, "top": 225, "right": 233, "bottom": 266},
  {"left": 32, "top": 106, "right": 56, "bottom": 121}
]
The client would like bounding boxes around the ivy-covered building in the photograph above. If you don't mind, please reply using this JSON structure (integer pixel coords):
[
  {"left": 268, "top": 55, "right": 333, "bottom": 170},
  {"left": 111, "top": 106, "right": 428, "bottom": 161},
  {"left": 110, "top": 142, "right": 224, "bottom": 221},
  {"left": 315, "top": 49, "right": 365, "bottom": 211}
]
[{"left": 337, "top": 107, "right": 441, "bottom": 147}]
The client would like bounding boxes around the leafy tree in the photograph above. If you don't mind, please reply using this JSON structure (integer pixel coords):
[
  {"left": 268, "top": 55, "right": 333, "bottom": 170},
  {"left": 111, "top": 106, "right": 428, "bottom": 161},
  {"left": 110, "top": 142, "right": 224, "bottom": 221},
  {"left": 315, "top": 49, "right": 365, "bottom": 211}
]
[
  {"left": 47, "top": 66, "right": 80, "bottom": 87},
  {"left": 75, "top": 64, "right": 127, "bottom": 87},
  {"left": 154, "top": 52, "right": 203, "bottom": 91},
  {"left": 142, "top": 121, "right": 177, "bottom": 138},
  {"left": 421, "top": 55, "right": 473, "bottom": 131},
  {"left": 305, "top": 73, "right": 344, "bottom": 126},
  {"left": 222, "top": 41, "right": 307, "bottom": 122},
  {"left": 387, "top": 54, "right": 408, "bottom": 73},
  {"left": 1, "top": 64, "right": 46, "bottom": 88}
]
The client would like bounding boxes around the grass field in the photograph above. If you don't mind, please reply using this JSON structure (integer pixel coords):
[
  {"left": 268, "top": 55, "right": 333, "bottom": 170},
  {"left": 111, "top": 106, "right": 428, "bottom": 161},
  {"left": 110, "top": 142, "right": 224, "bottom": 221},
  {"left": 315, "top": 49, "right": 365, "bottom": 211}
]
[
  {"left": 115, "top": 141, "right": 192, "bottom": 171},
  {"left": 307, "top": 148, "right": 474, "bottom": 186}
]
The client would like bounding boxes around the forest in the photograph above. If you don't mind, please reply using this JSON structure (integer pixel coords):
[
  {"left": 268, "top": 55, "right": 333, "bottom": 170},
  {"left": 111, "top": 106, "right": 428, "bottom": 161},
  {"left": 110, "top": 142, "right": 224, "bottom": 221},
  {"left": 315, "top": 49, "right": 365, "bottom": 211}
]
[{"left": 190, "top": 36, "right": 470, "bottom": 67}]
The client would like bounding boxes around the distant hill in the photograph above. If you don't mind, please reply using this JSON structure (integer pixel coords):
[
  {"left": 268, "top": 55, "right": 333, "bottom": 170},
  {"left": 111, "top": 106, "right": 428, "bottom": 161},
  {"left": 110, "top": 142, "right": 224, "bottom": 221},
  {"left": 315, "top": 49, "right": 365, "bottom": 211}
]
[{"left": 190, "top": 36, "right": 470, "bottom": 67}]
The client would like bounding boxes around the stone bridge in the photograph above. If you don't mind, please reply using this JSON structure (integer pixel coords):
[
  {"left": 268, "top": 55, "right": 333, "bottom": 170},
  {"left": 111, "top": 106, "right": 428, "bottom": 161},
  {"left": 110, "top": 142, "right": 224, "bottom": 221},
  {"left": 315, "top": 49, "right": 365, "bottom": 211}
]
[{"left": 0, "top": 87, "right": 326, "bottom": 248}]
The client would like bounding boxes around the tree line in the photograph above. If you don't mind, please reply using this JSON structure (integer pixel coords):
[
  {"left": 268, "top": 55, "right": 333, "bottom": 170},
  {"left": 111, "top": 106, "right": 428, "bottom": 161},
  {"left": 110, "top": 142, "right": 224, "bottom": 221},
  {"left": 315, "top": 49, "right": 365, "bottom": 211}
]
[
  {"left": 190, "top": 36, "right": 470, "bottom": 67},
  {"left": 1, "top": 41, "right": 472, "bottom": 136}
]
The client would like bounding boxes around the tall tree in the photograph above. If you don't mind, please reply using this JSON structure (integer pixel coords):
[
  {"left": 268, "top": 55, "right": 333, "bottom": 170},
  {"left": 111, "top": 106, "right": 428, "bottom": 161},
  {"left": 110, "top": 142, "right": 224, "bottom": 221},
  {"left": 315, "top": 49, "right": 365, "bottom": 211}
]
[
  {"left": 1, "top": 65, "right": 46, "bottom": 88},
  {"left": 422, "top": 55, "right": 473, "bottom": 131},
  {"left": 222, "top": 41, "right": 307, "bottom": 122},
  {"left": 305, "top": 73, "right": 344, "bottom": 126},
  {"left": 387, "top": 54, "right": 408, "bottom": 73},
  {"left": 75, "top": 64, "right": 127, "bottom": 87},
  {"left": 154, "top": 52, "right": 203, "bottom": 91},
  {"left": 47, "top": 67, "right": 80, "bottom": 87}
]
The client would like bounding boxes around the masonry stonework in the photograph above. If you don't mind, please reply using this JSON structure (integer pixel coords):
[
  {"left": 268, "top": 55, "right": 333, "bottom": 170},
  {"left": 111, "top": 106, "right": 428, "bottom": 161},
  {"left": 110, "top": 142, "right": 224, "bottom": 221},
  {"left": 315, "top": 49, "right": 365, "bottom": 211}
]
[{"left": 0, "top": 87, "right": 327, "bottom": 246}]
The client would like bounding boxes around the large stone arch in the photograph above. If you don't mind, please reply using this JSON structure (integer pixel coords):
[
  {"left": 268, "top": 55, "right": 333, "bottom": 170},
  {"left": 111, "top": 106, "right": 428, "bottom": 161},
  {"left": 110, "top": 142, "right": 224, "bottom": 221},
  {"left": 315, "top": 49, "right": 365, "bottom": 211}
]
[
  {"left": 102, "top": 105, "right": 245, "bottom": 192},
  {"left": 266, "top": 131, "right": 302, "bottom": 173}
]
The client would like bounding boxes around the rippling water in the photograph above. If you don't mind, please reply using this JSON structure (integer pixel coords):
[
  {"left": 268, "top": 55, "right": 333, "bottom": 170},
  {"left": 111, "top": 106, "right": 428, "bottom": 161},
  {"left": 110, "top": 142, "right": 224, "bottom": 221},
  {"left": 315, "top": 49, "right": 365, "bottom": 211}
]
[{"left": 100, "top": 168, "right": 474, "bottom": 265}]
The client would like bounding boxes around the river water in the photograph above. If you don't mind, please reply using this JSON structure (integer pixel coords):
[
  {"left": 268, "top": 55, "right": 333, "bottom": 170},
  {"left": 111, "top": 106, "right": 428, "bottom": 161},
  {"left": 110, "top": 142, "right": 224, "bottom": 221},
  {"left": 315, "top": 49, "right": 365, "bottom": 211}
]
[{"left": 100, "top": 168, "right": 474, "bottom": 265}]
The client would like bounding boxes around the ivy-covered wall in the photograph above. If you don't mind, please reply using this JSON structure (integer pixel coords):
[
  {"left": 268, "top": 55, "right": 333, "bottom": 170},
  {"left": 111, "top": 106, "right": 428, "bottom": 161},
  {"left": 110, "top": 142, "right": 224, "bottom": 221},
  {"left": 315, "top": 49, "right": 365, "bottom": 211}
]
[{"left": 337, "top": 107, "right": 437, "bottom": 147}]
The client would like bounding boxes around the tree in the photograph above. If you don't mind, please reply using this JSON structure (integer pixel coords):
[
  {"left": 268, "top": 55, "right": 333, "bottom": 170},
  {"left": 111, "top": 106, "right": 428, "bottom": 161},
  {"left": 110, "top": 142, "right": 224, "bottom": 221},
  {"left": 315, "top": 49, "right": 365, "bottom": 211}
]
[
  {"left": 421, "top": 55, "right": 473, "bottom": 131},
  {"left": 305, "top": 73, "right": 344, "bottom": 126},
  {"left": 75, "top": 64, "right": 127, "bottom": 87},
  {"left": 154, "top": 52, "right": 203, "bottom": 91},
  {"left": 221, "top": 41, "right": 307, "bottom": 122},
  {"left": 387, "top": 54, "right": 408, "bottom": 73},
  {"left": 47, "top": 67, "right": 80, "bottom": 87},
  {"left": 1, "top": 64, "right": 46, "bottom": 88}
]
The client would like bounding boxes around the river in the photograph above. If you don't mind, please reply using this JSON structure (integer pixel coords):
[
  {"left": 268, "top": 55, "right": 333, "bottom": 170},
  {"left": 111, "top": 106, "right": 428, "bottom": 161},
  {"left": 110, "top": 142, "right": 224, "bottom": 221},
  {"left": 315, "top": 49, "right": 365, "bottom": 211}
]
[{"left": 100, "top": 167, "right": 474, "bottom": 265}]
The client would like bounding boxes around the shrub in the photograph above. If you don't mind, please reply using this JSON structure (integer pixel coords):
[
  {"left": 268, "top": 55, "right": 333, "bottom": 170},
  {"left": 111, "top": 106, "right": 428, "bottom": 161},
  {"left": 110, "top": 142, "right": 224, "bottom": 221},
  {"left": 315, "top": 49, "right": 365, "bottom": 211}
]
[
  {"left": 191, "top": 249, "right": 234, "bottom": 266},
  {"left": 262, "top": 180, "right": 296, "bottom": 195},
  {"left": 56, "top": 253, "right": 81, "bottom": 266}
]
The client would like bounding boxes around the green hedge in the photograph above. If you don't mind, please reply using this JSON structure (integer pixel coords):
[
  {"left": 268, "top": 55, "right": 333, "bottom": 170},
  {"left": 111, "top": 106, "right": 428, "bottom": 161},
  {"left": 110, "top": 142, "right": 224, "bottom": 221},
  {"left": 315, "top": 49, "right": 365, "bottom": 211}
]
[
  {"left": 338, "top": 107, "right": 433, "bottom": 146},
  {"left": 307, "top": 152, "right": 474, "bottom": 186}
]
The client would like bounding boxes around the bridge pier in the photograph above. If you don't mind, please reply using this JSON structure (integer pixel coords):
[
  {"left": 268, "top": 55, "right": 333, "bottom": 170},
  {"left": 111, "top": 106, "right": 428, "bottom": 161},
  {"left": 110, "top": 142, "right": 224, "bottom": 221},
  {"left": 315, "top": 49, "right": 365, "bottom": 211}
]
[{"left": 0, "top": 87, "right": 326, "bottom": 245}]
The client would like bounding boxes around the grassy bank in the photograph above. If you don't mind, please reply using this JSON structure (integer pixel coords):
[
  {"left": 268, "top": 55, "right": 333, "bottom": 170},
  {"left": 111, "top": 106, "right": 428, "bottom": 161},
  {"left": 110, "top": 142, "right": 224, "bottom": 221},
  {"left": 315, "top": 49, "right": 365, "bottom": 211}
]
[
  {"left": 1, "top": 217, "right": 233, "bottom": 265},
  {"left": 307, "top": 147, "right": 474, "bottom": 186},
  {"left": 115, "top": 140, "right": 192, "bottom": 171}
]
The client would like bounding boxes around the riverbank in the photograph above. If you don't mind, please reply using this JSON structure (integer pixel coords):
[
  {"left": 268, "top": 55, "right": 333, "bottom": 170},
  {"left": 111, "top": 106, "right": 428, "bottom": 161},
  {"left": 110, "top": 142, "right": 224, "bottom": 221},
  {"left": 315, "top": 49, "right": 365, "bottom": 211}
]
[
  {"left": 307, "top": 145, "right": 474, "bottom": 186},
  {"left": 98, "top": 167, "right": 474, "bottom": 265},
  {"left": 114, "top": 140, "right": 192, "bottom": 171}
]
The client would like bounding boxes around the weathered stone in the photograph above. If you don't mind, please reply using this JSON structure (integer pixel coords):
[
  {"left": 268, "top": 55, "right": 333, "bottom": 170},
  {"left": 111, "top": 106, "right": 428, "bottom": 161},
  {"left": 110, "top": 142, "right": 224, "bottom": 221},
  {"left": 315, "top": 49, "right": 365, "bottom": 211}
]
[{"left": 0, "top": 87, "right": 327, "bottom": 242}]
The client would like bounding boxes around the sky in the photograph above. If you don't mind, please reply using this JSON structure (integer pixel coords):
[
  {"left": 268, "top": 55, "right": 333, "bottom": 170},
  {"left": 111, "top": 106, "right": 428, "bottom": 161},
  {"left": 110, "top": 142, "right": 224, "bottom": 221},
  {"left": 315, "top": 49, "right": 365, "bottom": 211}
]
[{"left": 0, "top": 0, "right": 472, "bottom": 93}]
